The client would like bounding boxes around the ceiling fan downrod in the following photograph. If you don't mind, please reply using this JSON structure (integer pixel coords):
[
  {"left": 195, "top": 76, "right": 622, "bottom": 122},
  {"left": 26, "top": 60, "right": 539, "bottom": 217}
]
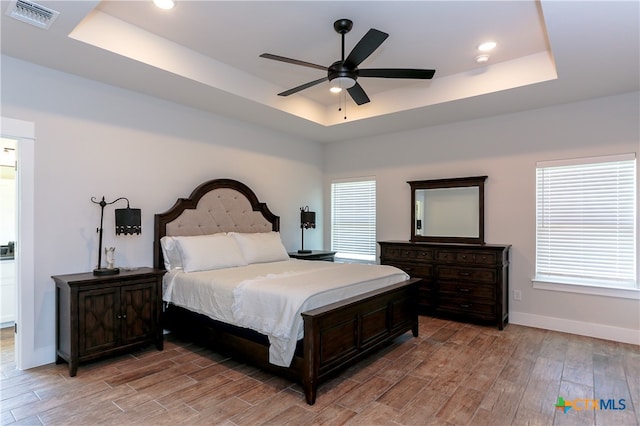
[{"left": 333, "top": 18, "right": 353, "bottom": 63}]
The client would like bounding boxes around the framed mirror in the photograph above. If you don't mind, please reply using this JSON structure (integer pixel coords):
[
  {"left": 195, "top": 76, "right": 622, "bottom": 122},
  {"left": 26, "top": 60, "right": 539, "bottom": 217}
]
[{"left": 409, "top": 176, "right": 487, "bottom": 244}]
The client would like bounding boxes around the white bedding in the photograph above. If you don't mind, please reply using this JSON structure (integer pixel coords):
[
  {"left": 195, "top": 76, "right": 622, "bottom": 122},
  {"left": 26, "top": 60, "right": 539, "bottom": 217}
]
[{"left": 162, "top": 259, "right": 409, "bottom": 367}]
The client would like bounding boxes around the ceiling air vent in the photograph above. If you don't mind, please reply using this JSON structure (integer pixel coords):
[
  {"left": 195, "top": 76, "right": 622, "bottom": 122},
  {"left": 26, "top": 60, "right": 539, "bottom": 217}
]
[{"left": 5, "top": 0, "right": 59, "bottom": 29}]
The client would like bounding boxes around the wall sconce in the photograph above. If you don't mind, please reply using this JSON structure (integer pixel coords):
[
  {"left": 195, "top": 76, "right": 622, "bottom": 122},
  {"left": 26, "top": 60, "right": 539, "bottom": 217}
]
[
  {"left": 91, "top": 196, "right": 141, "bottom": 276},
  {"left": 299, "top": 206, "right": 316, "bottom": 254}
]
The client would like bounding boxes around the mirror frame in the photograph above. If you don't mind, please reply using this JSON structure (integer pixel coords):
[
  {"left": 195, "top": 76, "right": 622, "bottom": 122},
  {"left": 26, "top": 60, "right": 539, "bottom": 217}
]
[{"left": 409, "top": 176, "right": 487, "bottom": 244}]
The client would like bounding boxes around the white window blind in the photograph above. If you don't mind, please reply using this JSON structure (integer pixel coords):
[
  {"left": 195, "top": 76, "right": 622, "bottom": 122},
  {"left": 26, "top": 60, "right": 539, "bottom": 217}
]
[
  {"left": 535, "top": 154, "right": 637, "bottom": 288},
  {"left": 331, "top": 178, "right": 376, "bottom": 262}
]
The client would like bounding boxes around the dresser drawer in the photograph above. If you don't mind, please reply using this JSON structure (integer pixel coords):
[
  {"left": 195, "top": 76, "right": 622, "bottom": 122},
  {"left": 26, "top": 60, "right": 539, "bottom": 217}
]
[
  {"left": 418, "top": 290, "right": 436, "bottom": 309},
  {"left": 386, "top": 262, "right": 434, "bottom": 279},
  {"left": 438, "top": 280, "right": 495, "bottom": 300},
  {"left": 437, "top": 267, "right": 495, "bottom": 284},
  {"left": 437, "top": 250, "right": 497, "bottom": 266},
  {"left": 438, "top": 295, "right": 496, "bottom": 316},
  {"left": 382, "top": 246, "right": 433, "bottom": 262}
]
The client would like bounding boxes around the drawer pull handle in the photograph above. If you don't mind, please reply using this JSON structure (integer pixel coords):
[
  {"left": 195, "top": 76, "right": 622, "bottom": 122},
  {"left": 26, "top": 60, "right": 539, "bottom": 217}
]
[
  {"left": 460, "top": 303, "right": 472, "bottom": 309},
  {"left": 458, "top": 271, "right": 471, "bottom": 276},
  {"left": 458, "top": 288, "right": 470, "bottom": 293}
]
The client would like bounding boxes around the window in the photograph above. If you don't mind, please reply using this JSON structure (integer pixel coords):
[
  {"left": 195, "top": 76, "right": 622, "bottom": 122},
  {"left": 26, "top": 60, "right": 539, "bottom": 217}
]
[
  {"left": 331, "top": 178, "right": 376, "bottom": 263},
  {"left": 535, "top": 154, "right": 637, "bottom": 290}
]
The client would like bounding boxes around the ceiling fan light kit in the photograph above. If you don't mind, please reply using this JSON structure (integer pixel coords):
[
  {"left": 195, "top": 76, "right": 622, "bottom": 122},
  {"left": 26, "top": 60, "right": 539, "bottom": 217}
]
[
  {"left": 260, "top": 18, "right": 436, "bottom": 106},
  {"left": 330, "top": 76, "right": 357, "bottom": 92}
]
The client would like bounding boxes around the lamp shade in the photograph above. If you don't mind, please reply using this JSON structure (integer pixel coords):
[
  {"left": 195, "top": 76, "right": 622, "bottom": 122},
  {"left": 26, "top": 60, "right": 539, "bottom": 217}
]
[
  {"left": 301, "top": 210, "right": 316, "bottom": 229},
  {"left": 115, "top": 207, "right": 141, "bottom": 235}
]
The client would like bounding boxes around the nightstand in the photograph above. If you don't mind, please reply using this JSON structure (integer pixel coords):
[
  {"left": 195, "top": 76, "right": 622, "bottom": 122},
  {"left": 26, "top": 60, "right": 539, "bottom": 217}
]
[
  {"left": 288, "top": 250, "right": 337, "bottom": 262},
  {"left": 52, "top": 267, "right": 165, "bottom": 376}
]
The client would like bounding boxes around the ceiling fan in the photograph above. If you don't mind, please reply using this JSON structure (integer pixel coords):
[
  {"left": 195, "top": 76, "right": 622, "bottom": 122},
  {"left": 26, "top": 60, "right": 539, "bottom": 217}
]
[{"left": 260, "top": 19, "right": 436, "bottom": 105}]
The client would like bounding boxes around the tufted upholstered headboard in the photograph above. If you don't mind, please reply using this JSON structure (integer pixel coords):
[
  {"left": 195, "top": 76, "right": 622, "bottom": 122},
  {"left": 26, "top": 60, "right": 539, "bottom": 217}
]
[{"left": 154, "top": 178, "right": 280, "bottom": 269}]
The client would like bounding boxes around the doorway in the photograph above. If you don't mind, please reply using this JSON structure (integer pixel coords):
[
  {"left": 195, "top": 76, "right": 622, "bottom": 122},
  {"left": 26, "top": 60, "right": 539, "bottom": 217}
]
[
  {"left": 1, "top": 116, "right": 35, "bottom": 371},
  {"left": 0, "top": 137, "right": 17, "bottom": 327}
]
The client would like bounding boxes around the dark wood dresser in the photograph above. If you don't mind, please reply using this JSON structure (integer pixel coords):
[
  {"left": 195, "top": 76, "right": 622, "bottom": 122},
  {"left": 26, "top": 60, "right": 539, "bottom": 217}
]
[
  {"left": 379, "top": 241, "right": 510, "bottom": 329},
  {"left": 53, "top": 267, "right": 165, "bottom": 376}
]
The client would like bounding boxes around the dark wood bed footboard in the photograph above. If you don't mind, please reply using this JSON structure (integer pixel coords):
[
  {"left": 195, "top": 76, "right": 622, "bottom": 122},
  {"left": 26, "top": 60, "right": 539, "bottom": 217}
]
[
  {"left": 163, "top": 277, "right": 419, "bottom": 404},
  {"left": 301, "top": 278, "right": 419, "bottom": 404}
]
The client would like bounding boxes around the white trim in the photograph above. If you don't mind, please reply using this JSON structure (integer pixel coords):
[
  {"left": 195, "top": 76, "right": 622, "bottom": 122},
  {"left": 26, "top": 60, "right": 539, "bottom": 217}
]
[
  {"left": 536, "top": 152, "right": 636, "bottom": 168},
  {"left": 1, "top": 117, "right": 36, "bottom": 370},
  {"left": 510, "top": 311, "right": 640, "bottom": 346},
  {"left": 533, "top": 279, "right": 640, "bottom": 300},
  {"left": 331, "top": 175, "right": 376, "bottom": 185}
]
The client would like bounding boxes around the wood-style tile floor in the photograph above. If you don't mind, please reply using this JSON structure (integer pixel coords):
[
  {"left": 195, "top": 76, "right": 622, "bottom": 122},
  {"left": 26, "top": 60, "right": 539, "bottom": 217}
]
[{"left": 1, "top": 317, "right": 638, "bottom": 425}]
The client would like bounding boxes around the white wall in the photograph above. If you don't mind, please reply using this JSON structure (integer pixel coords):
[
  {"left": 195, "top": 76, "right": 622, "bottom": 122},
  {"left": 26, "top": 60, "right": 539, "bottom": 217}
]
[
  {"left": 1, "top": 56, "right": 324, "bottom": 367},
  {"left": 324, "top": 91, "right": 640, "bottom": 343}
]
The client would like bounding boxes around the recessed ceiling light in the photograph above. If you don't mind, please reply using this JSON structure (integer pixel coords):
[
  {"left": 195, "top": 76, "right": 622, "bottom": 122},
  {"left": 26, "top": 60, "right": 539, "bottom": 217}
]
[
  {"left": 475, "top": 54, "right": 490, "bottom": 64},
  {"left": 478, "top": 41, "right": 497, "bottom": 52},
  {"left": 153, "top": 0, "right": 175, "bottom": 10}
]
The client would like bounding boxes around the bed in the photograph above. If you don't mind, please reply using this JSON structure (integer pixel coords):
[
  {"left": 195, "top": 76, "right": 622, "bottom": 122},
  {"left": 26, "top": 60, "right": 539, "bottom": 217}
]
[{"left": 154, "top": 178, "right": 420, "bottom": 404}]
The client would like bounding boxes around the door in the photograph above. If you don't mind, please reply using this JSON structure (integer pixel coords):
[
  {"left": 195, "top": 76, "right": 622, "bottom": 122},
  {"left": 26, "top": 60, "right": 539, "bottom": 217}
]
[
  {"left": 78, "top": 287, "right": 120, "bottom": 357},
  {"left": 121, "top": 280, "right": 158, "bottom": 346}
]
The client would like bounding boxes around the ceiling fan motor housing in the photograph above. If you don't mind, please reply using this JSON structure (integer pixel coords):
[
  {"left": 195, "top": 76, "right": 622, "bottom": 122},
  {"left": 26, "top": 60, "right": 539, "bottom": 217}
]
[{"left": 328, "top": 61, "right": 357, "bottom": 82}]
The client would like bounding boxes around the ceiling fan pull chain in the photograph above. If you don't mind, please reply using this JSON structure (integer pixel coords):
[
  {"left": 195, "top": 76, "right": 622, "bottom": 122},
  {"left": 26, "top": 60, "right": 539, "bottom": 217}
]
[{"left": 343, "top": 90, "right": 348, "bottom": 120}]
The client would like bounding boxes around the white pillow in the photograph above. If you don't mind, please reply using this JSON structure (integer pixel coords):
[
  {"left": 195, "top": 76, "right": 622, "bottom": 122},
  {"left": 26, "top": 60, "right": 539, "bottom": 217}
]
[
  {"left": 174, "top": 233, "right": 248, "bottom": 273},
  {"left": 160, "top": 236, "right": 183, "bottom": 270},
  {"left": 230, "top": 232, "right": 290, "bottom": 264}
]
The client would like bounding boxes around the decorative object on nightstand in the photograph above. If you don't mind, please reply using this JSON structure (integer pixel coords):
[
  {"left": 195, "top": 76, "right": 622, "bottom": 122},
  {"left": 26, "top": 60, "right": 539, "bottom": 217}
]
[
  {"left": 289, "top": 250, "right": 337, "bottom": 262},
  {"left": 52, "top": 267, "right": 164, "bottom": 376},
  {"left": 298, "top": 206, "right": 316, "bottom": 254},
  {"left": 91, "top": 196, "right": 141, "bottom": 276}
]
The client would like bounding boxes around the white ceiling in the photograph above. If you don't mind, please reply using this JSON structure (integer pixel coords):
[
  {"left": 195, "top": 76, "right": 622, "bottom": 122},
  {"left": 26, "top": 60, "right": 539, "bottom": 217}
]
[{"left": 1, "top": 0, "right": 638, "bottom": 142}]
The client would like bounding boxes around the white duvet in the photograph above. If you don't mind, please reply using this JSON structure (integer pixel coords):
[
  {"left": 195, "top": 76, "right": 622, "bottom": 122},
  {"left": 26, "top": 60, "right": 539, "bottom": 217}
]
[{"left": 162, "top": 259, "right": 409, "bottom": 367}]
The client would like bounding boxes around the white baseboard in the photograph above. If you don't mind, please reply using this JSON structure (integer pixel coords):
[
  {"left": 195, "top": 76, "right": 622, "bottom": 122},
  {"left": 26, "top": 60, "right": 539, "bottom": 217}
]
[{"left": 510, "top": 311, "right": 640, "bottom": 346}]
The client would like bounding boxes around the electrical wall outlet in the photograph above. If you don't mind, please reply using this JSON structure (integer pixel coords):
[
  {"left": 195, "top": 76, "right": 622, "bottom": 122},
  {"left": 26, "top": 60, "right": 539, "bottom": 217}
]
[{"left": 513, "top": 289, "right": 522, "bottom": 301}]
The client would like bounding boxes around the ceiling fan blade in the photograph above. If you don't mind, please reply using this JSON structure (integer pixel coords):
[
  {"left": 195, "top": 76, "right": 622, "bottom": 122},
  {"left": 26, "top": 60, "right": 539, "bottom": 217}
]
[
  {"left": 345, "top": 29, "right": 389, "bottom": 68},
  {"left": 347, "top": 82, "right": 370, "bottom": 105},
  {"left": 278, "top": 77, "right": 329, "bottom": 96},
  {"left": 358, "top": 68, "right": 436, "bottom": 79},
  {"left": 260, "top": 53, "right": 327, "bottom": 71}
]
